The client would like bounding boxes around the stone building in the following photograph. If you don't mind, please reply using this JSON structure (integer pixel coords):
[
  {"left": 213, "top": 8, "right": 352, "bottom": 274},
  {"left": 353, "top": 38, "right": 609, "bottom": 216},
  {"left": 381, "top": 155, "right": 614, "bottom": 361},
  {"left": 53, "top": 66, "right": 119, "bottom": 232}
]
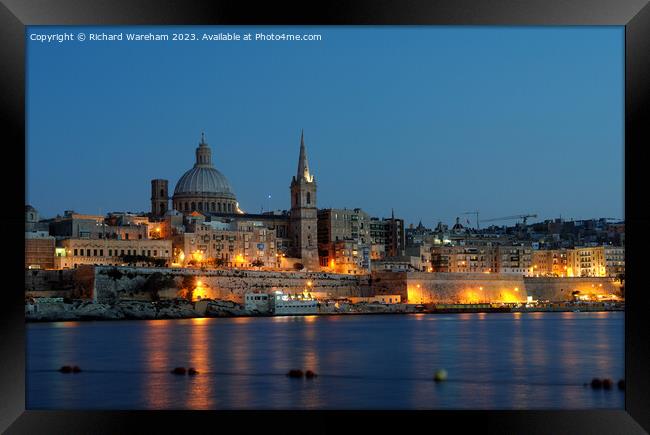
[
  {"left": 54, "top": 238, "right": 172, "bottom": 269},
  {"left": 318, "top": 240, "right": 366, "bottom": 274},
  {"left": 25, "top": 232, "right": 55, "bottom": 269},
  {"left": 567, "top": 246, "right": 606, "bottom": 277},
  {"left": 171, "top": 133, "right": 239, "bottom": 214},
  {"left": 431, "top": 245, "right": 496, "bottom": 273},
  {"left": 604, "top": 245, "right": 625, "bottom": 277},
  {"left": 175, "top": 219, "right": 277, "bottom": 269},
  {"left": 317, "top": 208, "right": 370, "bottom": 246},
  {"left": 531, "top": 249, "right": 569, "bottom": 277},
  {"left": 369, "top": 210, "right": 405, "bottom": 258},
  {"left": 496, "top": 245, "right": 534, "bottom": 275}
]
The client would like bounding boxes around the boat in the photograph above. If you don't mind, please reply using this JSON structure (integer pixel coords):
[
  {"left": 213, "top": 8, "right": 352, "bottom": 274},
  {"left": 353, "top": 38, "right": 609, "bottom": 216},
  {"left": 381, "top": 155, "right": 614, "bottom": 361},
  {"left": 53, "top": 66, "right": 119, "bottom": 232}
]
[{"left": 269, "top": 291, "right": 318, "bottom": 315}]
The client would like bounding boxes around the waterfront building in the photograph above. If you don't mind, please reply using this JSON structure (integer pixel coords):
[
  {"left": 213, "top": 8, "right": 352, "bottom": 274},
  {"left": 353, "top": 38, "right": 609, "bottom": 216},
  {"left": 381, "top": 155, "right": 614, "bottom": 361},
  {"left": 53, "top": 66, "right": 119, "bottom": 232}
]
[
  {"left": 317, "top": 208, "right": 370, "bottom": 246},
  {"left": 567, "top": 246, "right": 606, "bottom": 277},
  {"left": 174, "top": 218, "right": 277, "bottom": 269},
  {"left": 604, "top": 245, "right": 625, "bottom": 277},
  {"left": 53, "top": 238, "right": 172, "bottom": 268},
  {"left": 317, "top": 207, "right": 371, "bottom": 271},
  {"left": 171, "top": 133, "right": 239, "bottom": 215},
  {"left": 531, "top": 249, "right": 569, "bottom": 277},
  {"left": 405, "top": 244, "right": 433, "bottom": 271},
  {"left": 495, "top": 245, "right": 534, "bottom": 275},
  {"left": 369, "top": 210, "right": 405, "bottom": 258},
  {"left": 318, "top": 240, "right": 366, "bottom": 274},
  {"left": 431, "top": 245, "right": 497, "bottom": 273},
  {"left": 48, "top": 211, "right": 107, "bottom": 240},
  {"left": 25, "top": 231, "right": 55, "bottom": 269}
]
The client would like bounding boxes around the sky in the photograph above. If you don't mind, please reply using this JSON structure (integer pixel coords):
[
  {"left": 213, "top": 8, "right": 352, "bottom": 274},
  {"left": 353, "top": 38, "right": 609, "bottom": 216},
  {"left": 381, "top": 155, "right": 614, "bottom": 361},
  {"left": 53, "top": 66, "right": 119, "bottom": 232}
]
[{"left": 26, "top": 26, "right": 624, "bottom": 227}]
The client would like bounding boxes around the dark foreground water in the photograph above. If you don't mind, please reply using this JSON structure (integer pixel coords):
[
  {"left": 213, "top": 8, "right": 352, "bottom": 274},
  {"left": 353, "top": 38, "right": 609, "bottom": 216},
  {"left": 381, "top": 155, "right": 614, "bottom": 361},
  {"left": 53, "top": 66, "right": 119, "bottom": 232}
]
[{"left": 27, "top": 312, "right": 624, "bottom": 410}]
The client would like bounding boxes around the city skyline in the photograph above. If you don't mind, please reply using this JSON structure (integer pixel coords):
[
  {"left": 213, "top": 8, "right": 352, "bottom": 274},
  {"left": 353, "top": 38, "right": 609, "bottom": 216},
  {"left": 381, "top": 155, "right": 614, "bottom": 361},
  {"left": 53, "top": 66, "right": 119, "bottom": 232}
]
[{"left": 27, "top": 26, "right": 624, "bottom": 225}]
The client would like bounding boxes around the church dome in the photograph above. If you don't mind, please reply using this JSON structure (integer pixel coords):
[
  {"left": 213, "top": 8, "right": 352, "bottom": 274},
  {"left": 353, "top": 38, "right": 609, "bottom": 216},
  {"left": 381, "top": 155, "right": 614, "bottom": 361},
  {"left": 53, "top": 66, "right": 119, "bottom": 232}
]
[
  {"left": 173, "top": 133, "right": 236, "bottom": 199},
  {"left": 174, "top": 166, "right": 235, "bottom": 198},
  {"left": 172, "top": 133, "right": 238, "bottom": 215}
]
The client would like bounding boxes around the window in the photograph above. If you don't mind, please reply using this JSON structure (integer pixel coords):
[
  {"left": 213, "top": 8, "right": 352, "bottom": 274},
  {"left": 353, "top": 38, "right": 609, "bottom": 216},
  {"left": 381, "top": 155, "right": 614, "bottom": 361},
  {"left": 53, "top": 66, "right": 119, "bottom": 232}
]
[
  {"left": 307, "top": 192, "right": 311, "bottom": 204},
  {"left": 121, "top": 250, "right": 125, "bottom": 256},
  {"left": 109, "top": 249, "right": 112, "bottom": 256},
  {"left": 153, "top": 250, "right": 157, "bottom": 256},
  {"left": 74, "top": 249, "right": 78, "bottom": 256},
  {"left": 198, "top": 202, "right": 203, "bottom": 211},
  {"left": 191, "top": 202, "right": 196, "bottom": 211},
  {"left": 100, "top": 249, "right": 104, "bottom": 256},
  {"left": 125, "top": 233, "right": 129, "bottom": 240},
  {"left": 211, "top": 202, "right": 216, "bottom": 211},
  {"left": 160, "top": 188, "right": 164, "bottom": 197},
  {"left": 147, "top": 250, "right": 151, "bottom": 256},
  {"left": 184, "top": 202, "right": 189, "bottom": 211}
]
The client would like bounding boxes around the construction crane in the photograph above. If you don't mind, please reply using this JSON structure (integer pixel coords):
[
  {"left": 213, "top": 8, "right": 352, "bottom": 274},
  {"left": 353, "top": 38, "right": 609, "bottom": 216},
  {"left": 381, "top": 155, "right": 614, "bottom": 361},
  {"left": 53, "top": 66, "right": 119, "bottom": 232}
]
[
  {"left": 462, "top": 210, "right": 480, "bottom": 229},
  {"left": 481, "top": 214, "right": 538, "bottom": 226}
]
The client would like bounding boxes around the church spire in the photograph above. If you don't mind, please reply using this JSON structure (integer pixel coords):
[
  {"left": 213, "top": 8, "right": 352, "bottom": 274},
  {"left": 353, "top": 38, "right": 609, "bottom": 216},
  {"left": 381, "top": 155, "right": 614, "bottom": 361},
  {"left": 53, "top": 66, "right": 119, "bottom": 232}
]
[{"left": 296, "top": 129, "right": 313, "bottom": 182}]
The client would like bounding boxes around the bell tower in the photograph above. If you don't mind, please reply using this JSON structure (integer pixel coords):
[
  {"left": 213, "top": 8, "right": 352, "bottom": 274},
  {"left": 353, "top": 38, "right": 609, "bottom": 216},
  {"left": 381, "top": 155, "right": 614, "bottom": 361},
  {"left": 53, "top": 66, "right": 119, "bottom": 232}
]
[
  {"left": 289, "top": 130, "right": 319, "bottom": 270},
  {"left": 151, "top": 179, "right": 169, "bottom": 217}
]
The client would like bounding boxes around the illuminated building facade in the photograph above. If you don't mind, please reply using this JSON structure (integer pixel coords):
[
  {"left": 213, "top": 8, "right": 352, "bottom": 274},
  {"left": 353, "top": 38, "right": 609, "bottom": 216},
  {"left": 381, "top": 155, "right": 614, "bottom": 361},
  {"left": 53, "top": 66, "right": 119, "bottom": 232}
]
[
  {"left": 53, "top": 238, "right": 172, "bottom": 269},
  {"left": 175, "top": 220, "right": 277, "bottom": 269}
]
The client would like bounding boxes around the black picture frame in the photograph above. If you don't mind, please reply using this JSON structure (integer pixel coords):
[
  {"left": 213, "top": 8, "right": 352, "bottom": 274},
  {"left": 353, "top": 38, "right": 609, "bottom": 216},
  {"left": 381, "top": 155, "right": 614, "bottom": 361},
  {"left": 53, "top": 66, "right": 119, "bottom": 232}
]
[{"left": 2, "top": 1, "right": 649, "bottom": 433}]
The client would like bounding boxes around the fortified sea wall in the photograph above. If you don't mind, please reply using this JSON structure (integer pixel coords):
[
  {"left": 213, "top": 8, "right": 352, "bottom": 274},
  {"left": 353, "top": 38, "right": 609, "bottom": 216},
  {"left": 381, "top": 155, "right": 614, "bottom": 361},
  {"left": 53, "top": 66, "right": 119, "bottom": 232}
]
[
  {"left": 92, "top": 266, "right": 373, "bottom": 304},
  {"left": 25, "top": 265, "right": 95, "bottom": 299},
  {"left": 26, "top": 266, "right": 623, "bottom": 304},
  {"left": 370, "top": 271, "right": 622, "bottom": 303}
]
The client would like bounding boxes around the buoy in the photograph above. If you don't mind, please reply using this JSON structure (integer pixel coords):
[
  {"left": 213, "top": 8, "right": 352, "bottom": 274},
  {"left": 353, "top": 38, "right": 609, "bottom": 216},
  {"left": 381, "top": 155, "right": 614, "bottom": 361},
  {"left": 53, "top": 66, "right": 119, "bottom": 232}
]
[
  {"left": 618, "top": 379, "right": 625, "bottom": 390},
  {"left": 591, "top": 378, "right": 602, "bottom": 389},
  {"left": 287, "top": 369, "right": 304, "bottom": 378},
  {"left": 59, "top": 365, "right": 72, "bottom": 373},
  {"left": 602, "top": 379, "right": 612, "bottom": 390},
  {"left": 305, "top": 370, "right": 317, "bottom": 379},
  {"left": 72, "top": 366, "right": 82, "bottom": 373},
  {"left": 171, "top": 367, "right": 186, "bottom": 375},
  {"left": 434, "top": 369, "right": 448, "bottom": 382},
  {"left": 188, "top": 368, "right": 198, "bottom": 375}
]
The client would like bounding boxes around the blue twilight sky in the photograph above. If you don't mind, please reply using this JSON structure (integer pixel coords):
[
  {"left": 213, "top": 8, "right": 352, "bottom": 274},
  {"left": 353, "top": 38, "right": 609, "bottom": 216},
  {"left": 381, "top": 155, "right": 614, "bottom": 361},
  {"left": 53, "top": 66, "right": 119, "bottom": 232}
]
[{"left": 26, "top": 26, "right": 624, "bottom": 227}]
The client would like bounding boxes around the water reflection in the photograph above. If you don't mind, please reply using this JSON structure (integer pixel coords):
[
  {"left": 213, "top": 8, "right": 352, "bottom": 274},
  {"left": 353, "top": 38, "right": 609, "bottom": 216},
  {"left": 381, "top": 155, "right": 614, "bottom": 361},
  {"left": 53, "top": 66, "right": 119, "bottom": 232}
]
[
  {"left": 27, "top": 313, "right": 624, "bottom": 410},
  {"left": 142, "top": 320, "right": 172, "bottom": 409},
  {"left": 186, "top": 318, "right": 214, "bottom": 409}
]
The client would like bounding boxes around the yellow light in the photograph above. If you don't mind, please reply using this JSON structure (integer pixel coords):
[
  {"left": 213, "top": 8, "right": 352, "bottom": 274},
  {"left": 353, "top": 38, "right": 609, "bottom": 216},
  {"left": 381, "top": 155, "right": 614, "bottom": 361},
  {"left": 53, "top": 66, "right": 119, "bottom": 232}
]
[
  {"left": 514, "top": 287, "right": 519, "bottom": 292},
  {"left": 307, "top": 280, "right": 313, "bottom": 287},
  {"left": 479, "top": 287, "right": 483, "bottom": 291},
  {"left": 196, "top": 280, "right": 202, "bottom": 287}
]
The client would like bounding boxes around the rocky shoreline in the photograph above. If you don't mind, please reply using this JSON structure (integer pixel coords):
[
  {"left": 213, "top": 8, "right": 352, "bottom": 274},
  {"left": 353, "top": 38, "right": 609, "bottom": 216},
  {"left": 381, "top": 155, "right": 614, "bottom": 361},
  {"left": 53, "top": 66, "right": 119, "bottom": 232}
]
[
  {"left": 25, "top": 299, "right": 624, "bottom": 322},
  {"left": 25, "top": 299, "right": 424, "bottom": 322}
]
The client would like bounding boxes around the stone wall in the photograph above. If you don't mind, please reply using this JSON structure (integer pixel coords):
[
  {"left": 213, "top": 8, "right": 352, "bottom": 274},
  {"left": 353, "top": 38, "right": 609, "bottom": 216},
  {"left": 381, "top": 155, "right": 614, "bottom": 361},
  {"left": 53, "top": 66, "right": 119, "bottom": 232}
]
[
  {"left": 524, "top": 277, "right": 622, "bottom": 302},
  {"left": 27, "top": 266, "right": 623, "bottom": 305},
  {"left": 93, "top": 266, "right": 373, "bottom": 304},
  {"left": 24, "top": 266, "right": 94, "bottom": 299},
  {"left": 370, "top": 271, "right": 622, "bottom": 303},
  {"left": 371, "top": 271, "right": 527, "bottom": 304}
]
